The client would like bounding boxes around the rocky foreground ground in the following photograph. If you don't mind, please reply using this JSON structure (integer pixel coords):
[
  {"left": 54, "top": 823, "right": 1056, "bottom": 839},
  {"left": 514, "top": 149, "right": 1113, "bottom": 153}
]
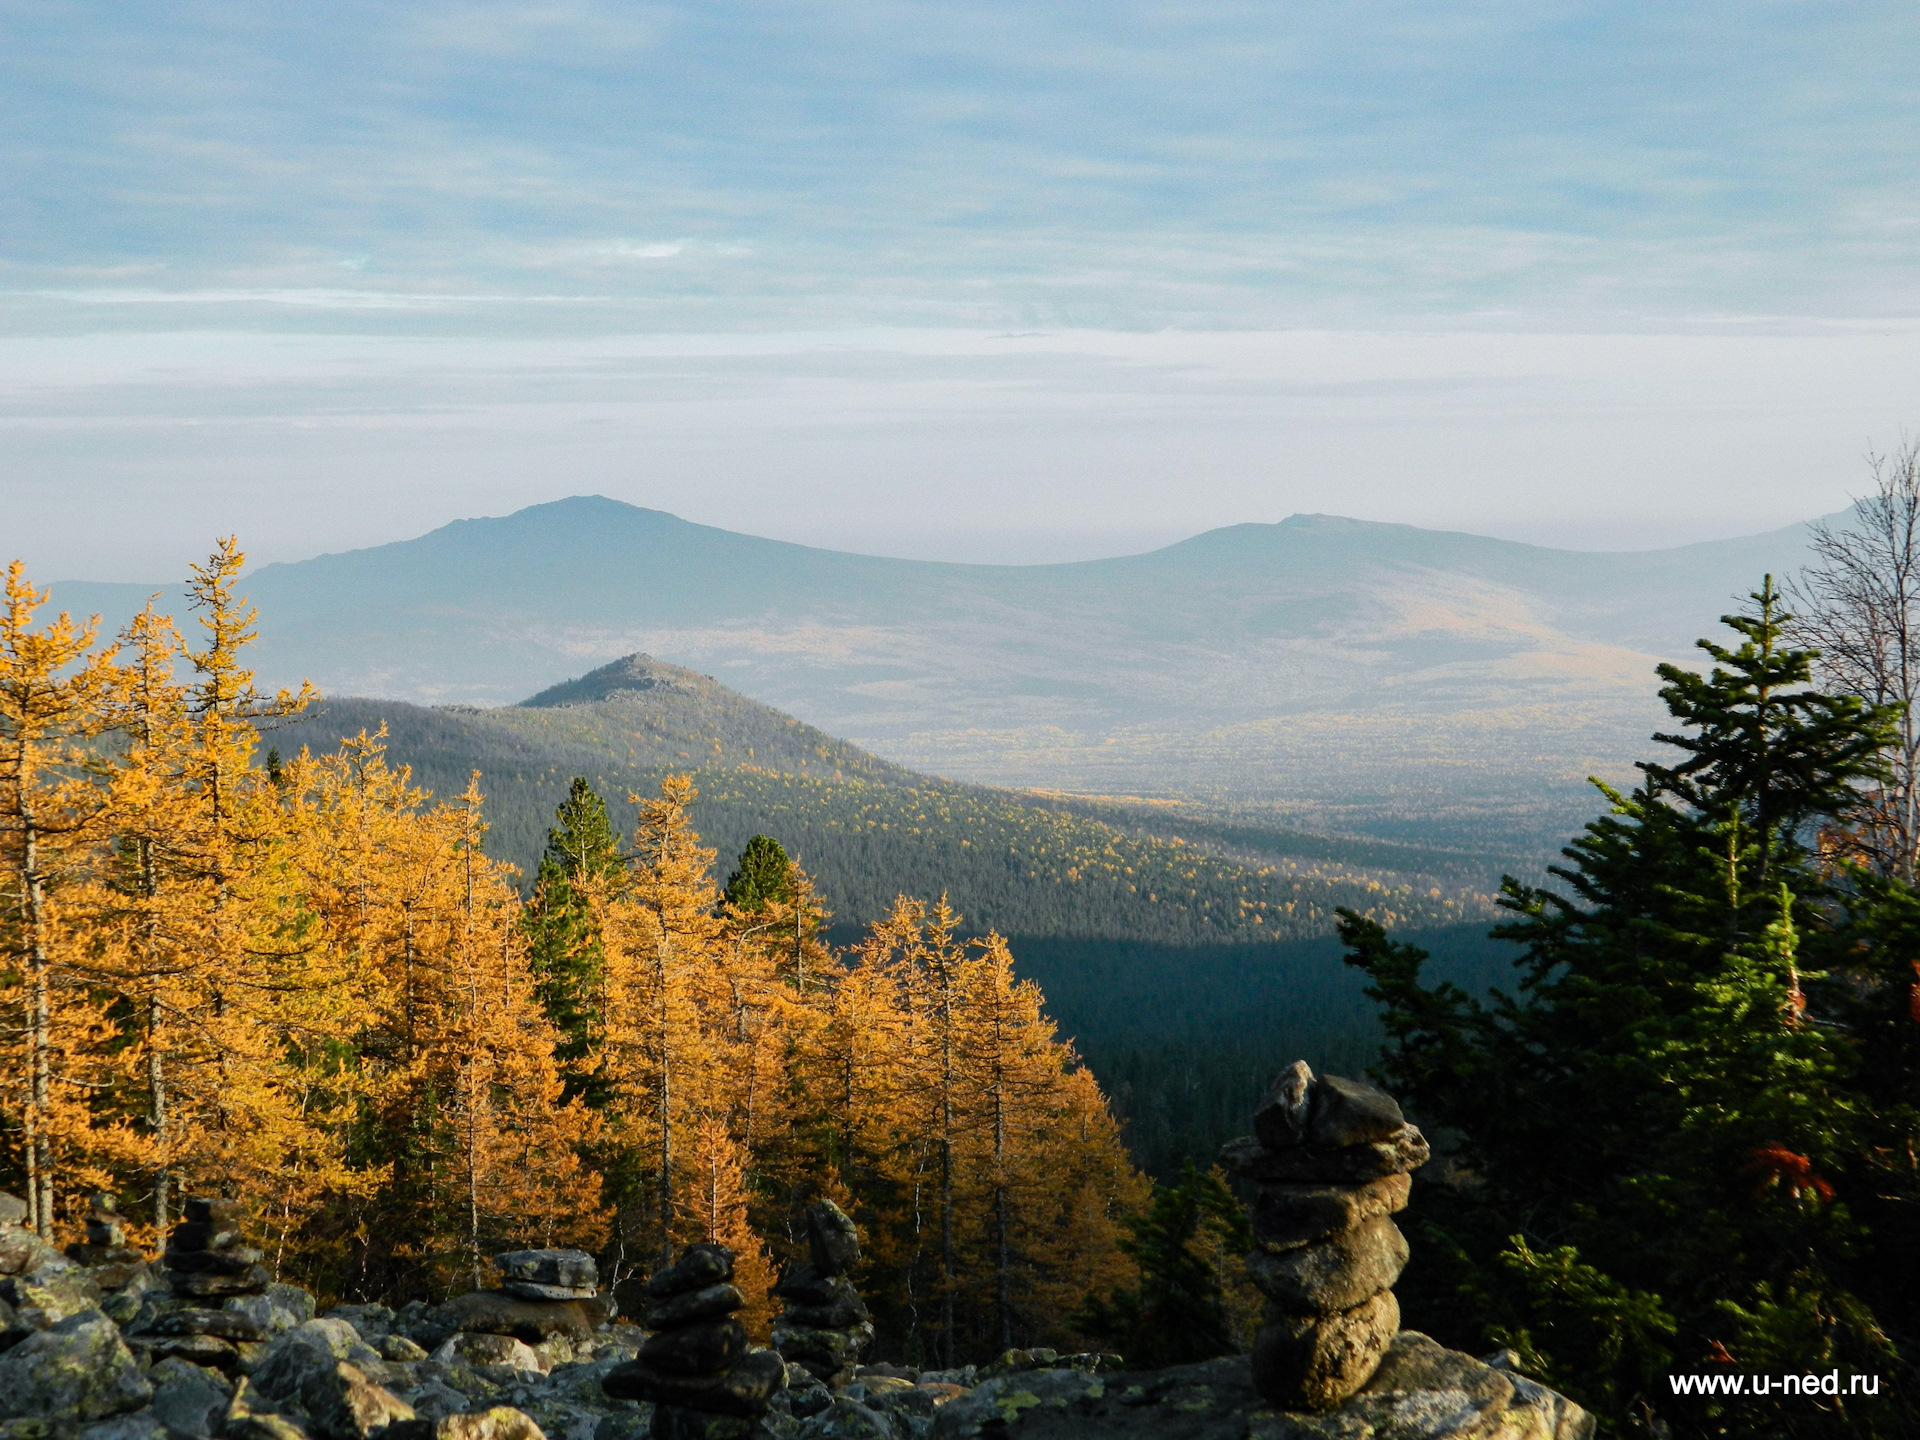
[{"left": 0, "top": 1065, "right": 1594, "bottom": 1440}]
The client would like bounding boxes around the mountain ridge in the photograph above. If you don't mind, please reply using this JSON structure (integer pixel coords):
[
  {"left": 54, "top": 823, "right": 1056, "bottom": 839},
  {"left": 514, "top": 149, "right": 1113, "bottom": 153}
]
[{"left": 48, "top": 496, "right": 1837, "bottom": 852}]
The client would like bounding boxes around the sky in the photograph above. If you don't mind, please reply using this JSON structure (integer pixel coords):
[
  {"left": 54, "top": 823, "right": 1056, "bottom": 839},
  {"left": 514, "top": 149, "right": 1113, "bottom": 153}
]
[{"left": 5, "top": 1, "right": 1920, "bottom": 579}]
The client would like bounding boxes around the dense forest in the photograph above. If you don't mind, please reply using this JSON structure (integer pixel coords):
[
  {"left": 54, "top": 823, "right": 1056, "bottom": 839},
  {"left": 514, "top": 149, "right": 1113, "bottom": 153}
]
[{"left": 0, "top": 545, "right": 1167, "bottom": 1363}]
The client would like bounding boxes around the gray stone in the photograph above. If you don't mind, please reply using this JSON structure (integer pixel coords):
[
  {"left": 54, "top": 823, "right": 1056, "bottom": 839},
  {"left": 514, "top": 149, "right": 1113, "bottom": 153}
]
[
  {"left": 149, "top": 1306, "right": 268, "bottom": 1340},
  {"left": 645, "top": 1245, "right": 733, "bottom": 1299},
  {"left": 224, "top": 1378, "right": 316, "bottom": 1440},
  {"left": 1306, "top": 1075, "right": 1405, "bottom": 1150},
  {"left": 600, "top": 1348, "right": 785, "bottom": 1414},
  {"left": 167, "top": 1244, "right": 268, "bottom": 1276},
  {"left": 77, "top": 1410, "right": 169, "bottom": 1440},
  {"left": 0, "top": 1228, "right": 68, "bottom": 1280},
  {"left": 448, "top": 1289, "right": 617, "bottom": 1343},
  {"left": 432, "top": 1331, "right": 547, "bottom": 1374},
  {"left": 132, "top": 1332, "right": 242, "bottom": 1369},
  {"left": 3, "top": 1268, "right": 104, "bottom": 1332},
  {"left": 231, "top": 1284, "right": 320, "bottom": 1337},
  {"left": 770, "top": 1320, "right": 873, "bottom": 1371},
  {"left": 1251, "top": 1288, "right": 1399, "bottom": 1410},
  {"left": 1244, "top": 1216, "right": 1409, "bottom": 1313},
  {"left": 434, "top": 1408, "right": 551, "bottom": 1440},
  {"left": 805, "top": 1202, "right": 860, "bottom": 1278},
  {"left": 1219, "top": 1127, "right": 1430, "bottom": 1185},
  {"left": 497, "top": 1250, "right": 598, "bottom": 1292},
  {"left": 0, "top": 1195, "right": 26, "bottom": 1227},
  {"left": 770, "top": 1264, "right": 840, "bottom": 1307},
  {"left": 168, "top": 1219, "right": 241, "bottom": 1252},
  {"left": 798, "top": 1398, "right": 895, "bottom": 1440},
  {"left": 505, "top": 1281, "right": 600, "bottom": 1302},
  {"left": 1252, "top": 1061, "right": 1315, "bottom": 1150},
  {"left": 638, "top": 1318, "right": 747, "bottom": 1375},
  {"left": 1250, "top": 1173, "right": 1411, "bottom": 1252},
  {"left": 643, "top": 1282, "right": 743, "bottom": 1330},
  {"left": 170, "top": 1263, "right": 274, "bottom": 1298},
  {"left": 151, "top": 1358, "right": 234, "bottom": 1438},
  {"left": 299, "top": 1359, "right": 417, "bottom": 1440},
  {"left": 384, "top": 1333, "right": 431, "bottom": 1362},
  {"left": 0, "top": 1309, "right": 153, "bottom": 1422},
  {"left": 252, "top": 1318, "right": 387, "bottom": 1402},
  {"left": 184, "top": 1197, "right": 244, "bottom": 1225},
  {"left": 779, "top": 1287, "right": 869, "bottom": 1331}
]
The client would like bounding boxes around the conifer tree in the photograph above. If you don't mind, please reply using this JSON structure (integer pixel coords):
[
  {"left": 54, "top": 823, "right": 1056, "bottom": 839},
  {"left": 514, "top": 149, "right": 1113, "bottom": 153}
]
[
  {"left": 524, "top": 778, "right": 624, "bottom": 1101},
  {"left": 1341, "top": 582, "right": 1905, "bottom": 1431},
  {"left": 0, "top": 564, "right": 125, "bottom": 1236}
]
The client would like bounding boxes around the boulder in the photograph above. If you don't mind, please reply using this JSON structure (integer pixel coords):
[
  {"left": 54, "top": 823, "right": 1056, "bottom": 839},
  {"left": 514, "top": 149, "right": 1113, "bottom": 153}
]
[
  {"left": 504, "top": 1281, "right": 599, "bottom": 1302},
  {"left": 1304, "top": 1074, "right": 1405, "bottom": 1150},
  {"left": 1243, "top": 1217, "right": 1409, "bottom": 1314},
  {"left": 77, "top": 1409, "right": 170, "bottom": 1440},
  {"left": 643, "top": 1282, "right": 744, "bottom": 1330},
  {"left": 645, "top": 1244, "right": 732, "bottom": 1298},
  {"left": 770, "top": 1319, "right": 875, "bottom": 1371},
  {"left": 496, "top": 1250, "right": 598, "bottom": 1292},
  {"left": 225, "top": 1376, "right": 317, "bottom": 1440},
  {"left": 251, "top": 1317, "right": 387, "bottom": 1401},
  {"left": 1249, "top": 1174, "right": 1411, "bottom": 1252},
  {"left": 184, "top": 1197, "right": 245, "bottom": 1225},
  {"left": 0, "top": 1194, "right": 27, "bottom": 1227},
  {"left": 0, "top": 1226, "right": 67, "bottom": 1278},
  {"left": 637, "top": 1318, "right": 747, "bottom": 1375},
  {"left": 1250, "top": 1289, "right": 1400, "bottom": 1411},
  {"left": 298, "top": 1359, "right": 417, "bottom": 1440},
  {"left": 0, "top": 1309, "right": 154, "bottom": 1422},
  {"left": 230, "top": 1284, "right": 320, "bottom": 1337},
  {"left": 1220, "top": 1129, "right": 1431, "bottom": 1186},
  {"left": 796, "top": 1397, "right": 895, "bottom": 1440},
  {"left": 151, "top": 1357, "right": 236, "bottom": 1439},
  {"left": 432, "top": 1331, "right": 547, "bottom": 1375},
  {"left": 3, "top": 1267, "right": 105, "bottom": 1334},
  {"left": 447, "top": 1290, "right": 616, "bottom": 1343}
]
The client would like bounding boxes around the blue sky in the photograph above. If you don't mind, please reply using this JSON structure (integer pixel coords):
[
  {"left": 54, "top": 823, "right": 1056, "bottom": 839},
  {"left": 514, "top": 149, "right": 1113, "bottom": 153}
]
[{"left": 5, "top": 2, "right": 1920, "bottom": 577}]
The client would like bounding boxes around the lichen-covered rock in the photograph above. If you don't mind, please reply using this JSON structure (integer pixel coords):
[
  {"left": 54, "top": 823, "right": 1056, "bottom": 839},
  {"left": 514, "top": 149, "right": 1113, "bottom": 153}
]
[
  {"left": 298, "top": 1360, "right": 417, "bottom": 1440},
  {"left": 805, "top": 1202, "right": 861, "bottom": 1279},
  {"left": 926, "top": 1338, "right": 1592, "bottom": 1440},
  {"left": 434, "top": 1331, "right": 547, "bottom": 1375},
  {"left": 3, "top": 1267, "right": 105, "bottom": 1335},
  {"left": 796, "top": 1397, "right": 894, "bottom": 1440},
  {"left": 602, "top": 1348, "right": 785, "bottom": 1414},
  {"left": 150, "top": 1357, "right": 233, "bottom": 1439},
  {"left": 1251, "top": 1289, "right": 1400, "bottom": 1410},
  {"left": 0, "top": 1310, "right": 154, "bottom": 1423},
  {"left": 1304, "top": 1075, "right": 1405, "bottom": 1150},
  {"left": 76, "top": 1409, "right": 169, "bottom": 1440},
  {"left": 0, "top": 1226, "right": 69, "bottom": 1279},
  {"left": 251, "top": 1318, "right": 388, "bottom": 1403}
]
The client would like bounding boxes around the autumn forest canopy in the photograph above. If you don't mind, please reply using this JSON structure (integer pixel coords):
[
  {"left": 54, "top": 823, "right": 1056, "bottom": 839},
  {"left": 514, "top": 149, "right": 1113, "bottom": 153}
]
[{"left": 19, "top": 490, "right": 1920, "bottom": 1436}]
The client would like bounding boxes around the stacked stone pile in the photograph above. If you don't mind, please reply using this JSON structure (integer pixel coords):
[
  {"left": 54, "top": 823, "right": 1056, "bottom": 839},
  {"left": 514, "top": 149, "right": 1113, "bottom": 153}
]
[
  {"left": 603, "top": 1242, "right": 786, "bottom": 1440},
  {"left": 1219, "top": 1059, "right": 1429, "bottom": 1410},
  {"left": 435, "top": 1249, "right": 618, "bottom": 1351},
  {"left": 64, "top": 1191, "right": 148, "bottom": 1287},
  {"left": 130, "top": 1195, "right": 277, "bottom": 1369},
  {"left": 770, "top": 1201, "right": 873, "bottom": 1393}
]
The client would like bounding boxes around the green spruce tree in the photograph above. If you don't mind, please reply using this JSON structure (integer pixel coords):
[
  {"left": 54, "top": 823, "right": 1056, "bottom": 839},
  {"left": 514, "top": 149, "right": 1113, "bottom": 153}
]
[
  {"left": 1339, "top": 581, "right": 1904, "bottom": 1435},
  {"left": 524, "top": 778, "right": 625, "bottom": 1103},
  {"left": 1072, "top": 1161, "right": 1251, "bottom": 1368},
  {"left": 725, "top": 834, "right": 794, "bottom": 910}
]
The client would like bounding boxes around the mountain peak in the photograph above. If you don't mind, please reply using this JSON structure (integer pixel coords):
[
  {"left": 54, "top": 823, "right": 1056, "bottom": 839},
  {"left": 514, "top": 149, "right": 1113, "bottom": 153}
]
[{"left": 519, "top": 653, "right": 711, "bottom": 708}]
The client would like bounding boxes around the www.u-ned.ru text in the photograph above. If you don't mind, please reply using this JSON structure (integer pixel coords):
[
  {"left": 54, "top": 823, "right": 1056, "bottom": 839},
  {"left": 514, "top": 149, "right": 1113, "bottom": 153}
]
[{"left": 1669, "top": 1371, "right": 1882, "bottom": 1397}]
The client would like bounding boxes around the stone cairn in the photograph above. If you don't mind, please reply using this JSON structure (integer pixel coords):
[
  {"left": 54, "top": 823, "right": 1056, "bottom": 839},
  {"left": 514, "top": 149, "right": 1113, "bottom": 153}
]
[
  {"left": 603, "top": 1241, "right": 786, "bottom": 1440},
  {"left": 770, "top": 1199, "right": 872, "bottom": 1391},
  {"left": 63, "top": 1191, "right": 146, "bottom": 1288},
  {"left": 132, "top": 1196, "right": 275, "bottom": 1370},
  {"left": 438, "top": 1247, "right": 618, "bottom": 1352},
  {"left": 1219, "top": 1060, "right": 1429, "bottom": 1409}
]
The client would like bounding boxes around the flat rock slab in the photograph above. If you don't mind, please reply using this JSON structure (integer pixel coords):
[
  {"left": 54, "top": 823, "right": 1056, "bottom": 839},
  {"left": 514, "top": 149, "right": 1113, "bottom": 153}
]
[{"left": 926, "top": 1336, "right": 1593, "bottom": 1440}]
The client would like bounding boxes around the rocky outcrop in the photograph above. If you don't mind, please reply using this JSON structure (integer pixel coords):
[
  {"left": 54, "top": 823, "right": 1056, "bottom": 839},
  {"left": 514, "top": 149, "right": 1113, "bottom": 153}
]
[
  {"left": 1221, "top": 1061, "right": 1427, "bottom": 1409},
  {"left": 924, "top": 1335, "right": 1593, "bottom": 1440}
]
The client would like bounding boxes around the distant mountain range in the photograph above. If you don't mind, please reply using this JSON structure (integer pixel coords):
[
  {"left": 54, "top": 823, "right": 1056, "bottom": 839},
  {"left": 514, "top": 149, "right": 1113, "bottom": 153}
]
[{"left": 51, "top": 497, "right": 1831, "bottom": 852}]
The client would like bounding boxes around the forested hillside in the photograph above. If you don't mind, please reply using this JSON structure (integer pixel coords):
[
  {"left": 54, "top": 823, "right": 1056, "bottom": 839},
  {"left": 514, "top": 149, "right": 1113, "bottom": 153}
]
[{"left": 286, "top": 656, "right": 1504, "bottom": 1175}]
